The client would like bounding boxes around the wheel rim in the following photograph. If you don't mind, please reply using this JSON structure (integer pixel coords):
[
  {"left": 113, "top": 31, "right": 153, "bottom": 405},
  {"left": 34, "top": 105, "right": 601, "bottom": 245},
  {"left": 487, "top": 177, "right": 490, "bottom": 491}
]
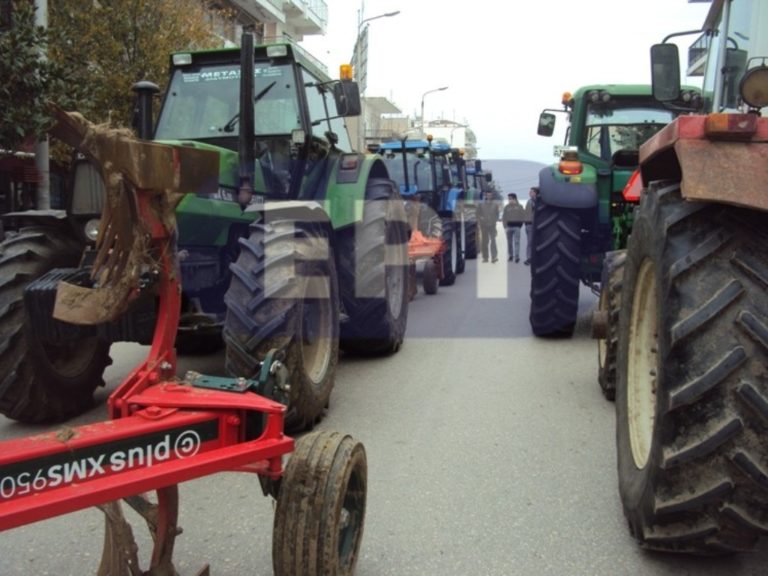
[
  {"left": 337, "top": 462, "right": 365, "bottom": 569},
  {"left": 301, "top": 276, "right": 332, "bottom": 384},
  {"left": 627, "top": 258, "right": 658, "bottom": 469}
]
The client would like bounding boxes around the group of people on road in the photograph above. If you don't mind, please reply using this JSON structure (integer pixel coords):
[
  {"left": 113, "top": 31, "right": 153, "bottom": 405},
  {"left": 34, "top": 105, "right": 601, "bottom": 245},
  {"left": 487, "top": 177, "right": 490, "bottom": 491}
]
[{"left": 476, "top": 186, "right": 538, "bottom": 264}]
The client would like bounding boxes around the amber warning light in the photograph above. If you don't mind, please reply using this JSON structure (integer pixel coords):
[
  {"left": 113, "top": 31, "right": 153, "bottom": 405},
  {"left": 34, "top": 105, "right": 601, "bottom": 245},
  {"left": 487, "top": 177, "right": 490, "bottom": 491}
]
[
  {"left": 558, "top": 148, "right": 582, "bottom": 175},
  {"left": 340, "top": 64, "right": 353, "bottom": 81}
]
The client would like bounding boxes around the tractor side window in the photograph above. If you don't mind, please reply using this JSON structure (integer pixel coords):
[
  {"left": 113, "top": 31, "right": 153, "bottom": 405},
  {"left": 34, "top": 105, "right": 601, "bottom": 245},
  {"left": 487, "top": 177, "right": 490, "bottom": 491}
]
[
  {"left": 433, "top": 157, "right": 449, "bottom": 188},
  {"left": 414, "top": 158, "right": 431, "bottom": 189},
  {"left": 302, "top": 69, "right": 352, "bottom": 152}
]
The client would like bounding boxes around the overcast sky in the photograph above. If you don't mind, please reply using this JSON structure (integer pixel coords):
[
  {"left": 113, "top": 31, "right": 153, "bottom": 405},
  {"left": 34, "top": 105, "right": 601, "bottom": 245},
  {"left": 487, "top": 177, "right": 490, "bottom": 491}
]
[{"left": 300, "top": 0, "right": 712, "bottom": 163}]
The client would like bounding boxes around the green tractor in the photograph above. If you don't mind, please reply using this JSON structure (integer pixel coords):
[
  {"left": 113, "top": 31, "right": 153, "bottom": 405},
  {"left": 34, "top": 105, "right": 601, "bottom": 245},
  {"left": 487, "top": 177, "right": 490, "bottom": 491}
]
[
  {"left": 529, "top": 85, "right": 701, "bottom": 353},
  {"left": 0, "top": 34, "right": 409, "bottom": 430}
]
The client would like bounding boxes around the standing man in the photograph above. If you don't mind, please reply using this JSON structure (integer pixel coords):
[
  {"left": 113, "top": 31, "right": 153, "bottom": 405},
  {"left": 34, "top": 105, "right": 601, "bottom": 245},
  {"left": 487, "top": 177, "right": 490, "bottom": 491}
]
[
  {"left": 524, "top": 186, "right": 539, "bottom": 265},
  {"left": 502, "top": 192, "right": 525, "bottom": 262},
  {"left": 477, "top": 189, "right": 500, "bottom": 263}
]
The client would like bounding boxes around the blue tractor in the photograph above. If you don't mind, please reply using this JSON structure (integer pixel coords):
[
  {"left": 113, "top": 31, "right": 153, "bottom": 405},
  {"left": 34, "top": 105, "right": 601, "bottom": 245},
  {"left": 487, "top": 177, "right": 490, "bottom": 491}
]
[{"left": 376, "top": 138, "right": 466, "bottom": 284}]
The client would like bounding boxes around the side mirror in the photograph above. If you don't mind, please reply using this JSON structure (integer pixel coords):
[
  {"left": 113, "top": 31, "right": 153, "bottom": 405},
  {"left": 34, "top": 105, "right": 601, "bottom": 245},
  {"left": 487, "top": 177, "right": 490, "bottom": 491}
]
[
  {"left": 333, "top": 80, "right": 362, "bottom": 117},
  {"left": 651, "top": 43, "right": 681, "bottom": 102},
  {"left": 537, "top": 112, "right": 556, "bottom": 137}
]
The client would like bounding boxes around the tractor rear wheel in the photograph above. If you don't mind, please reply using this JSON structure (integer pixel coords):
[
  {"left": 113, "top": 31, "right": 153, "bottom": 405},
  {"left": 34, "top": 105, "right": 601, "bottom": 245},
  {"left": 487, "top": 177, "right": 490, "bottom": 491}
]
[
  {"left": 529, "top": 200, "right": 581, "bottom": 337},
  {"left": 616, "top": 181, "right": 768, "bottom": 554},
  {"left": 439, "top": 219, "right": 457, "bottom": 286},
  {"left": 0, "top": 227, "right": 110, "bottom": 423},
  {"left": 273, "top": 430, "right": 367, "bottom": 576},
  {"left": 223, "top": 220, "right": 339, "bottom": 431},
  {"left": 597, "top": 250, "right": 625, "bottom": 401},
  {"left": 463, "top": 206, "right": 478, "bottom": 260},
  {"left": 338, "top": 179, "right": 409, "bottom": 355},
  {"left": 455, "top": 214, "right": 466, "bottom": 274}
]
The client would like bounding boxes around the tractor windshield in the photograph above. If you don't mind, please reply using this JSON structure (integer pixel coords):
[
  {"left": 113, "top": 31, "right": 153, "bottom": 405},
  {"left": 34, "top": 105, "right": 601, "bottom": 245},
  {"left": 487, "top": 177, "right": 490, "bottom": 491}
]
[
  {"left": 155, "top": 62, "right": 301, "bottom": 141},
  {"left": 381, "top": 153, "right": 434, "bottom": 194},
  {"left": 584, "top": 105, "right": 674, "bottom": 161}
]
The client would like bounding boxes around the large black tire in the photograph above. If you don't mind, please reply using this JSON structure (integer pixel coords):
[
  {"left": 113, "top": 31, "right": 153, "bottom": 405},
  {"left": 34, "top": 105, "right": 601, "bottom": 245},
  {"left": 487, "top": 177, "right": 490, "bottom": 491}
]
[
  {"left": 529, "top": 200, "right": 581, "bottom": 337},
  {"left": 224, "top": 219, "right": 339, "bottom": 431},
  {"left": 0, "top": 227, "right": 111, "bottom": 423},
  {"left": 463, "top": 206, "right": 478, "bottom": 260},
  {"left": 338, "top": 179, "right": 409, "bottom": 355},
  {"left": 175, "top": 330, "right": 223, "bottom": 356},
  {"left": 273, "top": 430, "right": 367, "bottom": 576},
  {"left": 420, "top": 212, "right": 456, "bottom": 285},
  {"left": 454, "top": 214, "right": 466, "bottom": 275},
  {"left": 597, "top": 250, "right": 626, "bottom": 401},
  {"left": 422, "top": 259, "right": 439, "bottom": 295},
  {"left": 439, "top": 218, "right": 457, "bottom": 286},
  {"left": 616, "top": 181, "right": 768, "bottom": 554}
]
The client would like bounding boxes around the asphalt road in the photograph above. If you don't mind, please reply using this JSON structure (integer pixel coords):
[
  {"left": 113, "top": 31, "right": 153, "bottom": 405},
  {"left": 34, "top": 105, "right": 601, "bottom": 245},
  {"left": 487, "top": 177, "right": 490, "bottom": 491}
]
[{"left": 2, "top": 226, "right": 768, "bottom": 575}]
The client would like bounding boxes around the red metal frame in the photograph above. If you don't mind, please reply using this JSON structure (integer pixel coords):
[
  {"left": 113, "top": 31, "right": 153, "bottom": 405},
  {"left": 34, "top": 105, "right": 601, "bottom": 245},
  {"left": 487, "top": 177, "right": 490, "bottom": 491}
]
[{"left": 0, "top": 173, "right": 294, "bottom": 533}]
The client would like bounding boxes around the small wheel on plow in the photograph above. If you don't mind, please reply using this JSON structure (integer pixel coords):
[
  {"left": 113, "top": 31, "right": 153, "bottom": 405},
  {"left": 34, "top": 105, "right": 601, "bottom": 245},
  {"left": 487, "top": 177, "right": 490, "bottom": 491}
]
[
  {"left": 273, "top": 430, "right": 367, "bottom": 576},
  {"left": 422, "top": 259, "right": 439, "bottom": 295}
]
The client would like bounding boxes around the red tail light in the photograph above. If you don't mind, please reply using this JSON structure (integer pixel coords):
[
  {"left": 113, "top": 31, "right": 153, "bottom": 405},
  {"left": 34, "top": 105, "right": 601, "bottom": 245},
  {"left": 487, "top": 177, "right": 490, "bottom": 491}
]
[{"left": 622, "top": 169, "right": 642, "bottom": 202}]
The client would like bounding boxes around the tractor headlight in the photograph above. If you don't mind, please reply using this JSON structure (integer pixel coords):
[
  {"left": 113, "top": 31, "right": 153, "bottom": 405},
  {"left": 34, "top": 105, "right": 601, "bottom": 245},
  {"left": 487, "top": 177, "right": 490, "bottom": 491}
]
[
  {"left": 740, "top": 63, "right": 768, "bottom": 109},
  {"left": 84, "top": 219, "right": 100, "bottom": 242}
]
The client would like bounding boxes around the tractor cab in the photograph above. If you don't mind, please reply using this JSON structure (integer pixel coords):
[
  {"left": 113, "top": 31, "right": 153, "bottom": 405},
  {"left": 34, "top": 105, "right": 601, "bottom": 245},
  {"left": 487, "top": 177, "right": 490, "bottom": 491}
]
[
  {"left": 377, "top": 137, "right": 460, "bottom": 219},
  {"left": 152, "top": 42, "right": 360, "bottom": 203}
]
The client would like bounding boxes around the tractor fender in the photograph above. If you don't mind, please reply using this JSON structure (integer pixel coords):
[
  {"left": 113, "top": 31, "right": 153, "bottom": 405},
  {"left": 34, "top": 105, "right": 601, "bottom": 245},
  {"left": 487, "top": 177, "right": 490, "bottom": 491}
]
[
  {"left": 1, "top": 209, "right": 73, "bottom": 238},
  {"left": 438, "top": 186, "right": 462, "bottom": 216},
  {"left": 538, "top": 166, "right": 598, "bottom": 209},
  {"left": 324, "top": 154, "right": 392, "bottom": 229},
  {"left": 259, "top": 199, "right": 332, "bottom": 228},
  {"left": 641, "top": 138, "right": 768, "bottom": 212},
  {"left": 1, "top": 209, "right": 68, "bottom": 224}
]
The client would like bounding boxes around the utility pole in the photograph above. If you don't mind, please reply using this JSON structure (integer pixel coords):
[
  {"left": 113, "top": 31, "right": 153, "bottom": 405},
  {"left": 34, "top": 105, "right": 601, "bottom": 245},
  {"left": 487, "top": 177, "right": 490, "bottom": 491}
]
[
  {"left": 34, "top": 0, "right": 49, "bottom": 210},
  {"left": 352, "top": 7, "right": 399, "bottom": 150}
]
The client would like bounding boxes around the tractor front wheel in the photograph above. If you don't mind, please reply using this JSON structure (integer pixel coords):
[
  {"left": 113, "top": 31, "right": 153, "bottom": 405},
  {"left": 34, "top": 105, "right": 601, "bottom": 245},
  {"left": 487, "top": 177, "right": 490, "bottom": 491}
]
[
  {"left": 529, "top": 201, "right": 581, "bottom": 337},
  {"left": 224, "top": 219, "right": 339, "bottom": 431},
  {"left": 338, "top": 179, "right": 409, "bottom": 355},
  {"left": 616, "top": 182, "right": 768, "bottom": 553},
  {"left": 597, "top": 250, "right": 625, "bottom": 401},
  {"left": 0, "top": 227, "right": 110, "bottom": 423},
  {"left": 273, "top": 430, "right": 367, "bottom": 576}
]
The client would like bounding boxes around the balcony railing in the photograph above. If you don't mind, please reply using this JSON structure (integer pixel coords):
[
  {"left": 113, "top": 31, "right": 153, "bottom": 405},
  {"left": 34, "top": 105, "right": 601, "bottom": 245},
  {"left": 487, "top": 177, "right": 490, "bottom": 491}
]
[
  {"left": 687, "top": 31, "right": 711, "bottom": 77},
  {"left": 284, "top": 0, "right": 328, "bottom": 29}
]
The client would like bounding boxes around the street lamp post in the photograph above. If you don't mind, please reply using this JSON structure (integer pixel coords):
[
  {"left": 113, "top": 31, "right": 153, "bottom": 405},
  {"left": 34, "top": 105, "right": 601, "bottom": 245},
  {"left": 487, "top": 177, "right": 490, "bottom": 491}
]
[
  {"left": 353, "top": 10, "right": 399, "bottom": 150},
  {"left": 420, "top": 86, "right": 448, "bottom": 136}
]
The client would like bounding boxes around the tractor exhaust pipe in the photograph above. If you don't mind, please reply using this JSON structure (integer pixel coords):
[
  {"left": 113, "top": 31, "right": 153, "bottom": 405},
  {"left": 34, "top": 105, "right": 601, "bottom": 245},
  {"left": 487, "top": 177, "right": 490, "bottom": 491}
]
[
  {"left": 237, "top": 31, "right": 256, "bottom": 210},
  {"left": 132, "top": 81, "right": 160, "bottom": 140}
]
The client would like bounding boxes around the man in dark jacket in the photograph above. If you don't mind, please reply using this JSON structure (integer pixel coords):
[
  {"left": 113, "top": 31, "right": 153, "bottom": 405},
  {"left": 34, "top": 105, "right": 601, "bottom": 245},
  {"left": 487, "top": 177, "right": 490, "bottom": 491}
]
[
  {"left": 477, "top": 190, "right": 500, "bottom": 262},
  {"left": 502, "top": 192, "right": 525, "bottom": 262}
]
